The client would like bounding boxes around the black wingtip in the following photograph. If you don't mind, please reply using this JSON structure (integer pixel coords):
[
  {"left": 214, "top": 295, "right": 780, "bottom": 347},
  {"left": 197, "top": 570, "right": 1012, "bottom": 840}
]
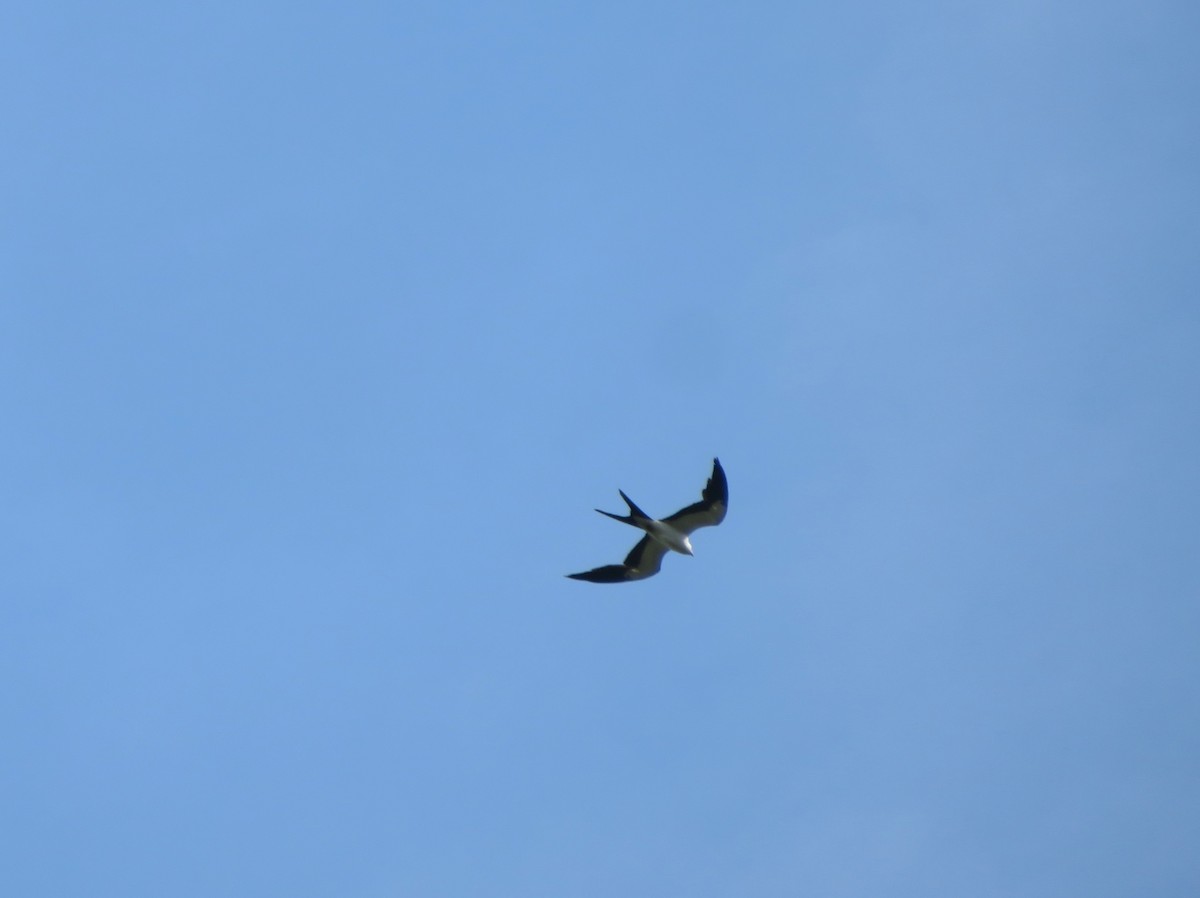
[
  {"left": 705, "top": 457, "right": 728, "bottom": 505},
  {"left": 566, "top": 565, "right": 632, "bottom": 583}
]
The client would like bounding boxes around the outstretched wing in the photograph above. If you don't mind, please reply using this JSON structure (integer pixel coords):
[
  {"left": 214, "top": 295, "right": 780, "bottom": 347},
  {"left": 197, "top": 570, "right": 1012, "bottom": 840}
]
[
  {"left": 661, "top": 457, "right": 728, "bottom": 535},
  {"left": 566, "top": 535, "right": 669, "bottom": 583}
]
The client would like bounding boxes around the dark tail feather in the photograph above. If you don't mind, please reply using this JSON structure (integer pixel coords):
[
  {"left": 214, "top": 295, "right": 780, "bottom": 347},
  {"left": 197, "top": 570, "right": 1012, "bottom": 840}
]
[
  {"left": 595, "top": 508, "right": 635, "bottom": 525},
  {"left": 595, "top": 490, "right": 651, "bottom": 527},
  {"left": 618, "top": 490, "right": 650, "bottom": 520}
]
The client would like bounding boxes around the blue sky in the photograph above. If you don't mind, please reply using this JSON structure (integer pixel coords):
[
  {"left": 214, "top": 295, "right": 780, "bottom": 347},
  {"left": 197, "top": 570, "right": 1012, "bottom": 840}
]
[{"left": 3, "top": 1, "right": 1199, "bottom": 895}]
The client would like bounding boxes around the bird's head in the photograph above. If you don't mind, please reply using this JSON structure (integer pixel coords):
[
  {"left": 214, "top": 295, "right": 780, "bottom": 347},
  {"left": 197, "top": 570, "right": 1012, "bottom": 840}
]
[{"left": 682, "top": 537, "right": 694, "bottom": 556}]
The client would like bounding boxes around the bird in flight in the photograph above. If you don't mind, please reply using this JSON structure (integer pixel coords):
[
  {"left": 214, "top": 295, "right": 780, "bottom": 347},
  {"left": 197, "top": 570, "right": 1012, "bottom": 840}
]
[{"left": 567, "top": 458, "right": 728, "bottom": 583}]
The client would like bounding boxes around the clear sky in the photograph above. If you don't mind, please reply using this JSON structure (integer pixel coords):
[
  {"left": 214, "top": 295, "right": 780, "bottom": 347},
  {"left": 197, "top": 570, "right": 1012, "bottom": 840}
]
[{"left": 3, "top": 2, "right": 1199, "bottom": 896}]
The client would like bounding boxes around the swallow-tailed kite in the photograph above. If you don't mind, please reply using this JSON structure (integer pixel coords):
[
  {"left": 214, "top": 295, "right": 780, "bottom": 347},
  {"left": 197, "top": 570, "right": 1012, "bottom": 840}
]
[{"left": 567, "top": 458, "right": 728, "bottom": 583}]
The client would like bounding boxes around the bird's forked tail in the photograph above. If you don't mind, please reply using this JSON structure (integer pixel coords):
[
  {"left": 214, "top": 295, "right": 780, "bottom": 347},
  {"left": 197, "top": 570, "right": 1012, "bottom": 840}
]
[{"left": 595, "top": 489, "right": 652, "bottom": 527}]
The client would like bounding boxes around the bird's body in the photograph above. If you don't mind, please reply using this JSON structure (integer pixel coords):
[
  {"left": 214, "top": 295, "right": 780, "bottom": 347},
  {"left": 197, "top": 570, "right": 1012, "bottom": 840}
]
[
  {"left": 641, "top": 519, "right": 695, "bottom": 557},
  {"left": 567, "top": 458, "right": 728, "bottom": 583}
]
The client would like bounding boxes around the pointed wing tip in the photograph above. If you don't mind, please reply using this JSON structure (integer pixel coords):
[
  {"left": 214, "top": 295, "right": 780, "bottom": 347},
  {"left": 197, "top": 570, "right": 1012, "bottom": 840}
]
[
  {"left": 708, "top": 457, "right": 728, "bottom": 502},
  {"left": 566, "top": 565, "right": 636, "bottom": 583}
]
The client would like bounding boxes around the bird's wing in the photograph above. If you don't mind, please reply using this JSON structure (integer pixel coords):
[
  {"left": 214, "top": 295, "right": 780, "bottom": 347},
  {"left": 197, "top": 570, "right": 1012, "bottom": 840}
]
[
  {"left": 661, "top": 458, "right": 728, "bottom": 535},
  {"left": 624, "top": 534, "right": 668, "bottom": 575},
  {"left": 565, "top": 565, "right": 635, "bottom": 583},
  {"left": 566, "top": 535, "right": 668, "bottom": 583}
]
